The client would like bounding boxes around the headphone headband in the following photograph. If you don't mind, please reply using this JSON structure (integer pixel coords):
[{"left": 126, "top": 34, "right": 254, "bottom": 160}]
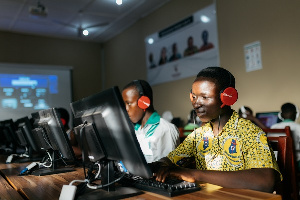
[{"left": 133, "top": 80, "right": 144, "bottom": 97}]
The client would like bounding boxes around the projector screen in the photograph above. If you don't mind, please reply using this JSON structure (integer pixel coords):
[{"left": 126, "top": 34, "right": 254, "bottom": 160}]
[{"left": 0, "top": 63, "right": 73, "bottom": 123}]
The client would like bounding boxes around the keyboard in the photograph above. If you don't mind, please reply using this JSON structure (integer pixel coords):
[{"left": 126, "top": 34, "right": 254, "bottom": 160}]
[{"left": 117, "top": 173, "right": 201, "bottom": 197}]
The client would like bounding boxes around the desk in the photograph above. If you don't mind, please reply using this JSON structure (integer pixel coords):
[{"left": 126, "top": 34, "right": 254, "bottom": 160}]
[{"left": 0, "top": 156, "right": 282, "bottom": 200}]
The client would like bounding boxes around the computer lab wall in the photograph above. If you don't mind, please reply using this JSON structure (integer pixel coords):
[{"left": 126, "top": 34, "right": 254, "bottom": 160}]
[
  {"left": 0, "top": 0, "right": 300, "bottom": 124},
  {"left": 103, "top": 0, "right": 300, "bottom": 123},
  {"left": 0, "top": 31, "right": 103, "bottom": 102}
]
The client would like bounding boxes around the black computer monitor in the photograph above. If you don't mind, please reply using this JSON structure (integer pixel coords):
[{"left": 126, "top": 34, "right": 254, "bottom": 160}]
[
  {"left": 70, "top": 86, "right": 152, "bottom": 199},
  {"left": 0, "top": 119, "right": 20, "bottom": 154},
  {"left": 29, "top": 108, "right": 76, "bottom": 176},
  {"left": 14, "top": 116, "right": 44, "bottom": 162},
  {"left": 256, "top": 111, "right": 280, "bottom": 128}
]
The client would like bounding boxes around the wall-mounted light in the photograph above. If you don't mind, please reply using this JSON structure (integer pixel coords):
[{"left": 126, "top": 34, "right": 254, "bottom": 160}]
[
  {"left": 200, "top": 15, "right": 210, "bottom": 23},
  {"left": 116, "top": 0, "right": 122, "bottom": 5},
  {"left": 148, "top": 38, "right": 154, "bottom": 44}
]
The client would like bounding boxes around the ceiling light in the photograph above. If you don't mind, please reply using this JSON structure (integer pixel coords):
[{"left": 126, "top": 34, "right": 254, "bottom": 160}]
[
  {"left": 116, "top": 0, "right": 122, "bottom": 5},
  {"left": 82, "top": 30, "right": 89, "bottom": 36}
]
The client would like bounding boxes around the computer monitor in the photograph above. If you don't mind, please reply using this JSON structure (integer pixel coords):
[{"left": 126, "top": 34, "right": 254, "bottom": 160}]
[
  {"left": 70, "top": 86, "right": 152, "bottom": 199},
  {"left": 29, "top": 108, "right": 76, "bottom": 176},
  {"left": 256, "top": 111, "right": 280, "bottom": 128},
  {"left": 0, "top": 119, "right": 20, "bottom": 153},
  {"left": 14, "top": 116, "right": 44, "bottom": 162}
]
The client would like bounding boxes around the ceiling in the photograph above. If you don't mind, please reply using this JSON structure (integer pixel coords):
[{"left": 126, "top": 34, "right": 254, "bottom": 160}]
[{"left": 0, "top": 0, "right": 170, "bottom": 43}]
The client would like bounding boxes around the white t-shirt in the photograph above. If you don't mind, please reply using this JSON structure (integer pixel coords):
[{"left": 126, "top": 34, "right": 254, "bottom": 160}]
[
  {"left": 271, "top": 121, "right": 300, "bottom": 161},
  {"left": 135, "top": 112, "right": 180, "bottom": 163}
]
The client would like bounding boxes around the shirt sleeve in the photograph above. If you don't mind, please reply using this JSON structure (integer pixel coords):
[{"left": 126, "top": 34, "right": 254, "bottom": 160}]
[
  {"left": 167, "top": 132, "right": 196, "bottom": 167},
  {"left": 243, "top": 125, "right": 282, "bottom": 179}
]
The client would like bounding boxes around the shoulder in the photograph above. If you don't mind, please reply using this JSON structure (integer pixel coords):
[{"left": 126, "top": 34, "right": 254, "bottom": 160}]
[
  {"left": 237, "top": 117, "right": 264, "bottom": 136},
  {"left": 159, "top": 118, "right": 178, "bottom": 131}
]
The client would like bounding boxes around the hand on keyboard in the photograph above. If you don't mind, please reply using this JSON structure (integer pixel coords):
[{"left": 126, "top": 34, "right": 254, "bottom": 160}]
[{"left": 117, "top": 173, "right": 200, "bottom": 197}]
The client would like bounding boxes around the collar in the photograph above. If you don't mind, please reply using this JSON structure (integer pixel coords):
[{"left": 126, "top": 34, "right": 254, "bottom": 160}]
[
  {"left": 282, "top": 119, "right": 294, "bottom": 122},
  {"left": 134, "top": 111, "right": 160, "bottom": 130},
  {"left": 204, "top": 110, "right": 238, "bottom": 134}
]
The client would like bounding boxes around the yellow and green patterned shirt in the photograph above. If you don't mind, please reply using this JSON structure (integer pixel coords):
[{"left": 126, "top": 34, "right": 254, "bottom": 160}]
[{"left": 168, "top": 111, "right": 281, "bottom": 178}]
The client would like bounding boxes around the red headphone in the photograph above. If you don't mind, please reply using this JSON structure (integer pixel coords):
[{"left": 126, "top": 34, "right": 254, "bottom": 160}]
[
  {"left": 60, "top": 118, "right": 66, "bottom": 126},
  {"left": 220, "top": 87, "right": 238, "bottom": 108},
  {"left": 134, "top": 80, "right": 151, "bottom": 111}
]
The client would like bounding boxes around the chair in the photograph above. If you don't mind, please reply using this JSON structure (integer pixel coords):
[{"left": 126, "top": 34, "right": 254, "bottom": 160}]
[
  {"left": 263, "top": 126, "right": 292, "bottom": 137},
  {"left": 268, "top": 135, "right": 299, "bottom": 200}
]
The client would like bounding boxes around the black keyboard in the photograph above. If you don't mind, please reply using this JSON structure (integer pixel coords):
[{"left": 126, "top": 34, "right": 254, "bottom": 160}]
[{"left": 117, "top": 173, "right": 201, "bottom": 197}]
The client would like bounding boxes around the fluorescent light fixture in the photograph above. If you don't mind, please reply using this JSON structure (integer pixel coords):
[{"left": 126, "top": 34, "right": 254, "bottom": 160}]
[
  {"left": 116, "top": 0, "right": 122, "bottom": 5},
  {"left": 83, "top": 30, "right": 89, "bottom": 36},
  {"left": 148, "top": 38, "right": 154, "bottom": 44},
  {"left": 200, "top": 15, "right": 210, "bottom": 23}
]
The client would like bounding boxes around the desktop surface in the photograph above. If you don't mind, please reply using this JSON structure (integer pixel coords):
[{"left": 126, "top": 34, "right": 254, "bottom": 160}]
[{"left": 0, "top": 155, "right": 282, "bottom": 200}]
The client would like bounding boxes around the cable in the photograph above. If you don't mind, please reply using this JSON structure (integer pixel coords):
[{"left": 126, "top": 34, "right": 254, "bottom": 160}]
[
  {"left": 86, "top": 172, "right": 125, "bottom": 189},
  {"left": 79, "top": 121, "right": 88, "bottom": 179}
]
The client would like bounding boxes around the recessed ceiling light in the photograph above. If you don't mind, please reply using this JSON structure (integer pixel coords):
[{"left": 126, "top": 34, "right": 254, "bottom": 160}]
[
  {"left": 83, "top": 30, "right": 89, "bottom": 36},
  {"left": 116, "top": 0, "right": 122, "bottom": 5}
]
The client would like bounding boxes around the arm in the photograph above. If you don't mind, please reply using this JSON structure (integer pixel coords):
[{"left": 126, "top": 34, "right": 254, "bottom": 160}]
[{"left": 153, "top": 157, "right": 279, "bottom": 193}]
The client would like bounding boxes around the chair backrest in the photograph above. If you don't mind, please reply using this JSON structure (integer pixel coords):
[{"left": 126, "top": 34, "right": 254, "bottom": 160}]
[
  {"left": 268, "top": 135, "right": 299, "bottom": 200},
  {"left": 263, "top": 126, "right": 292, "bottom": 137}
]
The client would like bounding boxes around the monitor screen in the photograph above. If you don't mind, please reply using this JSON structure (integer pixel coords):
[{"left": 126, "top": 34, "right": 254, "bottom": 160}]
[
  {"left": 255, "top": 112, "right": 280, "bottom": 128},
  {"left": 70, "top": 86, "right": 152, "bottom": 178}
]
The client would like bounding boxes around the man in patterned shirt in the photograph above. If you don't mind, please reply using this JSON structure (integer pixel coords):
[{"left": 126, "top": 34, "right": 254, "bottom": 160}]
[{"left": 152, "top": 67, "right": 281, "bottom": 193}]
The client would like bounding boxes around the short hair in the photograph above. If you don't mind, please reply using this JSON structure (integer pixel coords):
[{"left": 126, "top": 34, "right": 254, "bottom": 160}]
[
  {"left": 123, "top": 80, "right": 154, "bottom": 110},
  {"left": 196, "top": 66, "right": 235, "bottom": 91},
  {"left": 281, "top": 103, "right": 297, "bottom": 114}
]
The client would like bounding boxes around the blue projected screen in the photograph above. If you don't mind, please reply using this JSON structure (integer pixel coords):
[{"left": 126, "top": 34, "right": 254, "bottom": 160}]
[
  {"left": 0, "top": 74, "right": 58, "bottom": 110},
  {"left": 0, "top": 63, "right": 72, "bottom": 122}
]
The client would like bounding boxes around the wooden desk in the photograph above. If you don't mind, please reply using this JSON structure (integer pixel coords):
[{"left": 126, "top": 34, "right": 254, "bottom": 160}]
[
  {"left": 0, "top": 156, "right": 282, "bottom": 200},
  {"left": 123, "top": 184, "right": 282, "bottom": 200},
  {"left": 0, "top": 174, "right": 24, "bottom": 200}
]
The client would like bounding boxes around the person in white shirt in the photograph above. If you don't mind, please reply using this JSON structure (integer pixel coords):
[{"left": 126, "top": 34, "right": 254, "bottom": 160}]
[
  {"left": 271, "top": 102, "right": 300, "bottom": 169},
  {"left": 122, "top": 80, "right": 180, "bottom": 163}
]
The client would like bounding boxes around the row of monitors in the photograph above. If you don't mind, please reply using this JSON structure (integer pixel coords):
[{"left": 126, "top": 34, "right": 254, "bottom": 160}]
[
  {"left": 0, "top": 108, "right": 75, "bottom": 162},
  {"left": 0, "top": 86, "right": 152, "bottom": 179}
]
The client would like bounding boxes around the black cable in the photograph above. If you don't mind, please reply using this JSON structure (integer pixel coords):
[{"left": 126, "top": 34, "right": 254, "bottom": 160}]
[{"left": 79, "top": 121, "right": 88, "bottom": 179}]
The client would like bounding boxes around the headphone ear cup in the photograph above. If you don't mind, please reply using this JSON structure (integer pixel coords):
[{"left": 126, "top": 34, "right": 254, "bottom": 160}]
[
  {"left": 220, "top": 87, "right": 238, "bottom": 108},
  {"left": 60, "top": 118, "right": 66, "bottom": 126},
  {"left": 278, "top": 112, "right": 284, "bottom": 121},
  {"left": 138, "top": 96, "right": 151, "bottom": 110}
]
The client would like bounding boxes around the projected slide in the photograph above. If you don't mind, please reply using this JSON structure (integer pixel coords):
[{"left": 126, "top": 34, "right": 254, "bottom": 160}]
[{"left": 0, "top": 74, "right": 58, "bottom": 110}]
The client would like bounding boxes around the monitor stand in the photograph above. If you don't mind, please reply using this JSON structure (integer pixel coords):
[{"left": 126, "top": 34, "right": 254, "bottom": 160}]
[
  {"left": 31, "top": 150, "right": 75, "bottom": 176},
  {"left": 77, "top": 186, "right": 143, "bottom": 200},
  {"left": 77, "top": 160, "right": 144, "bottom": 200}
]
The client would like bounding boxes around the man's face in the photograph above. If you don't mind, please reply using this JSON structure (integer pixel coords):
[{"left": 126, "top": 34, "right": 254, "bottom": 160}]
[
  {"left": 122, "top": 86, "right": 145, "bottom": 124},
  {"left": 190, "top": 78, "right": 222, "bottom": 123}
]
